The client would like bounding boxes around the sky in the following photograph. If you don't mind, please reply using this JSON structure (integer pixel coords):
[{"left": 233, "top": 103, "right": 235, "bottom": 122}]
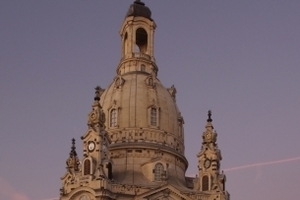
[{"left": 1, "top": 0, "right": 300, "bottom": 200}]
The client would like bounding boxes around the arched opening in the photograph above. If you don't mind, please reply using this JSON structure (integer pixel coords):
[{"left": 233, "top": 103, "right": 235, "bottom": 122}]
[
  {"left": 106, "top": 163, "right": 113, "bottom": 180},
  {"left": 135, "top": 28, "right": 148, "bottom": 53},
  {"left": 154, "top": 163, "right": 164, "bottom": 181},
  {"left": 202, "top": 175, "right": 209, "bottom": 191},
  {"left": 83, "top": 159, "right": 91, "bottom": 175}
]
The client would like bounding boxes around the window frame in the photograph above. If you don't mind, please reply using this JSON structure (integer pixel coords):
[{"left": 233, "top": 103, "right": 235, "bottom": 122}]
[
  {"left": 110, "top": 108, "right": 117, "bottom": 127},
  {"left": 148, "top": 105, "right": 159, "bottom": 128},
  {"left": 202, "top": 175, "right": 210, "bottom": 191},
  {"left": 154, "top": 163, "right": 164, "bottom": 181},
  {"left": 83, "top": 159, "right": 91, "bottom": 175}
]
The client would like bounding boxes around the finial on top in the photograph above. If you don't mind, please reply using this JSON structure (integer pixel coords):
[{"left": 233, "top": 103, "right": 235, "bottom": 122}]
[
  {"left": 94, "top": 86, "right": 101, "bottom": 101},
  {"left": 126, "top": 0, "right": 151, "bottom": 20},
  {"left": 134, "top": 0, "right": 143, "bottom": 5},
  {"left": 70, "top": 138, "right": 77, "bottom": 157},
  {"left": 66, "top": 138, "right": 79, "bottom": 173},
  {"left": 207, "top": 110, "right": 212, "bottom": 122}
]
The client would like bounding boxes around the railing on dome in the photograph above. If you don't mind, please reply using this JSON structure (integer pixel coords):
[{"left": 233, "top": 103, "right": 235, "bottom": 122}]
[
  {"left": 133, "top": 52, "right": 151, "bottom": 60},
  {"left": 120, "top": 53, "right": 152, "bottom": 62}
]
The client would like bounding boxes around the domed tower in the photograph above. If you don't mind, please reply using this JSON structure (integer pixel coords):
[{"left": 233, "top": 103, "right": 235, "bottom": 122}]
[
  {"left": 100, "top": 0, "right": 188, "bottom": 186},
  {"left": 60, "top": 1, "right": 230, "bottom": 200}
]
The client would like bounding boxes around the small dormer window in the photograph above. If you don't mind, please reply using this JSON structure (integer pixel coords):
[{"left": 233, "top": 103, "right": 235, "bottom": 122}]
[
  {"left": 116, "top": 79, "right": 120, "bottom": 87},
  {"left": 149, "top": 78, "right": 153, "bottom": 86},
  {"left": 145, "top": 76, "right": 155, "bottom": 88}
]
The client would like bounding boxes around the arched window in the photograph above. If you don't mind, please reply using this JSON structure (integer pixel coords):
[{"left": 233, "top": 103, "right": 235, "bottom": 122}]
[
  {"left": 202, "top": 175, "right": 209, "bottom": 191},
  {"left": 154, "top": 163, "right": 164, "bottom": 181},
  {"left": 83, "top": 159, "right": 91, "bottom": 175},
  {"left": 107, "top": 163, "right": 113, "bottom": 180},
  {"left": 141, "top": 64, "right": 146, "bottom": 72},
  {"left": 150, "top": 107, "right": 157, "bottom": 126},
  {"left": 110, "top": 109, "right": 117, "bottom": 127}
]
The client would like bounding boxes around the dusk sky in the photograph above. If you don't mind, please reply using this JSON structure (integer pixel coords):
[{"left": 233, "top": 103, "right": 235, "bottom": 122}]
[{"left": 1, "top": 1, "right": 300, "bottom": 200}]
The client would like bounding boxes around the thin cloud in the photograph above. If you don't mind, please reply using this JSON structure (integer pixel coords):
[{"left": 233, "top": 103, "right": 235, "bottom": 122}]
[
  {"left": 42, "top": 198, "right": 59, "bottom": 200},
  {"left": 224, "top": 156, "right": 300, "bottom": 172},
  {"left": 0, "top": 177, "right": 30, "bottom": 200}
]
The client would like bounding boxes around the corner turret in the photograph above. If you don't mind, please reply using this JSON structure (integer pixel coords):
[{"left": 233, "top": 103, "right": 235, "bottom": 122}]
[
  {"left": 118, "top": 0, "right": 157, "bottom": 76},
  {"left": 60, "top": 87, "right": 113, "bottom": 200},
  {"left": 195, "top": 111, "right": 229, "bottom": 199}
]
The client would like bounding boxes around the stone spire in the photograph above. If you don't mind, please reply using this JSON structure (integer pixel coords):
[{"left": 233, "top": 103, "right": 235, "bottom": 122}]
[
  {"left": 87, "top": 86, "right": 106, "bottom": 132},
  {"left": 66, "top": 138, "right": 79, "bottom": 173}
]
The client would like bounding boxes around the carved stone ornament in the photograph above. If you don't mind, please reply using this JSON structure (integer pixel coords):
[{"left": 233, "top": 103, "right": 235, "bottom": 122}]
[
  {"left": 88, "top": 108, "right": 105, "bottom": 127},
  {"left": 95, "top": 86, "right": 105, "bottom": 97},
  {"left": 167, "top": 85, "right": 176, "bottom": 100},
  {"left": 114, "top": 76, "right": 125, "bottom": 88},
  {"left": 87, "top": 87, "right": 106, "bottom": 129},
  {"left": 66, "top": 139, "right": 80, "bottom": 174},
  {"left": 162, "top": 188, "right": 170, "bottom": 199}
]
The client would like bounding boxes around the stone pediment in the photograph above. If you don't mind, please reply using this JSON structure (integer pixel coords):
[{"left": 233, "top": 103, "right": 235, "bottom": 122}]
[
  {"left": 81, "top": 129, "right": 99, "bottom": 140},
  {"left": 135, "top": 184, "right": 193, "bottom": 200}
]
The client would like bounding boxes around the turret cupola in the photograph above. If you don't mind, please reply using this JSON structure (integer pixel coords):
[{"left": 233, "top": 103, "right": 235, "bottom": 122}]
[{"left": 118, "top": 0, "right": 157, "bottom": 76}]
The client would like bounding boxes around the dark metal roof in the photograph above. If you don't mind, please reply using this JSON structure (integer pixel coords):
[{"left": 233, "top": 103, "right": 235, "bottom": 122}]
[{"left": 126, "top": 0, "right": 152, "bottom": 20}]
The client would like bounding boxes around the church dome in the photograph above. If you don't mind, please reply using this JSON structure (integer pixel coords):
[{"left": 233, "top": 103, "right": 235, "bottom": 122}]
[{"left": 100, "top": 72, "right": 184, "bottom": 150}]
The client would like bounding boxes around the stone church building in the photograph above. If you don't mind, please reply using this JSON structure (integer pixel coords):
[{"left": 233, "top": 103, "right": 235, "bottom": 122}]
[{"left": 60, "top": 1, "right": 230, "bottom": 200}]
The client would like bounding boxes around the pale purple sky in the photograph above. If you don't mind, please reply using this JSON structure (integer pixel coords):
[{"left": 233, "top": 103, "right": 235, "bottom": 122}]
[{"left": 1, "top": 1, "right": 300, "bottom": 200}]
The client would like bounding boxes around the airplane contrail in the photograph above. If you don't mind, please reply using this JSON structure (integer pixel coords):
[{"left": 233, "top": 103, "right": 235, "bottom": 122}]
[{"left": 223, "top": 156, "right": 300, "bottom": 172}]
